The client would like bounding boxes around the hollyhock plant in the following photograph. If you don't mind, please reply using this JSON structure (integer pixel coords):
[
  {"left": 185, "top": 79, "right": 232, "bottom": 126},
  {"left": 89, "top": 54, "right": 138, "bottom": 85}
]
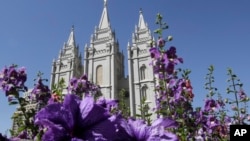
[
  {"left": 0, "top": 65, "right": 27, "bottom": 98},
  {"left": 31, "top": 77, "right": 51, "bottom": 105},
  {"left": 238, "top": 89, "right": 248, "bottom": 101},
  {"left": 151, "top": 13, "right": 227, "bottom": 140},
  {"left": 68, "top": 75, "right": 100, "bottom": 97}
]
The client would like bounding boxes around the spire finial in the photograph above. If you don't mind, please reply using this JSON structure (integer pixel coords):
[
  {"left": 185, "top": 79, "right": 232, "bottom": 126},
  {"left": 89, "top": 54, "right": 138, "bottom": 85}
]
[
  {"left": 104, "top": 0, "right": 107, "bottom": 6},
  {"left": 140, "top": 8, "right": 143, "bottom": 14},
  {"left": 99, "top": 0, "right": 110, "bottom": 29},
  {"left": 138, "top": 8, "right": 147, "bottom": 30},
  {"left": 67, "top": 25, "right": 75, "bottom": 47}
]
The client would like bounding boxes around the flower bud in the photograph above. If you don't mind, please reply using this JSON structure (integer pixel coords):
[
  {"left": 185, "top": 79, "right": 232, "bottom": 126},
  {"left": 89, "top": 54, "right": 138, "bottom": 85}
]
[
  {"left": 157, "top": 38, "right": 165, "bottom": 48},
  {"left": 241, "top": 108, "right": 246, "bottom": 114},
  {"left": 167, "top": 35, "right": 173, "bottom": 41}
]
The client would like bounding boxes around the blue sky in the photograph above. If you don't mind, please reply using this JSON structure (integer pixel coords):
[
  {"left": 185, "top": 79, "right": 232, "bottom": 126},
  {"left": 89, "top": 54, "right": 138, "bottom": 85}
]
[{"left": 1, "top": 0, "right": 250, "bottom": 135}]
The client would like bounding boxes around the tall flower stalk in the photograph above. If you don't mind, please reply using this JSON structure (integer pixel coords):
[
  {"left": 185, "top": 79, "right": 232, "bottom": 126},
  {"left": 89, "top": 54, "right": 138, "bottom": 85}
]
[
  {"left": 151, "top": 13, "right": 198, "bottom": 140},
  {"left": 226, "top": 68, "right": 249, "bottom": 125},
  {"left": 0, "top": 65, "right": 51, "bottom": 139}
]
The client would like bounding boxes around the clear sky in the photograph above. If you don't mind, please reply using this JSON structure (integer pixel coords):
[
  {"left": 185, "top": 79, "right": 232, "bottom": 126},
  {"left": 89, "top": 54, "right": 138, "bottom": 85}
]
[{"left": 1, "top": 0, "right": 250, "bottom": 135}]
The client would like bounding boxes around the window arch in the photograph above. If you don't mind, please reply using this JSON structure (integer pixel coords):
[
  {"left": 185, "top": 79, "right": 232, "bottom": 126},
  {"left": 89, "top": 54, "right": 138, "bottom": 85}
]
[
  {"left": 96, "top": 65, "right": 103, "bottom": 85},
  {"left": 140, "top": 64, "right": 146, "bottom": 80}
]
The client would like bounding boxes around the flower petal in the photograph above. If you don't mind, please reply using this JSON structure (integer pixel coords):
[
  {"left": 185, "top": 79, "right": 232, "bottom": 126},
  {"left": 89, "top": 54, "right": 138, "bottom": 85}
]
[
  {"left": 127, "top": 119, "right": 150, "bottom": 140},
  {"left": 148, "top": 131, "right": 178, "bottom": 141},
  {"left": 79, "top": 96, "right": 109, "bottom": 128},
  {"left": 35, "top": 103, "right": 73, "bottom": 132},
  {"left": 151, "top": 118, "right": 177, "bottom": 128},
  {"left": 42, "top": 122, "right": 71, "bottom": 141},
  {"left": 82, "top": 115, "right": 131, "bottom": 140},
  {"left": 63, "top": 94, "right": 81, "bottom": 129}
]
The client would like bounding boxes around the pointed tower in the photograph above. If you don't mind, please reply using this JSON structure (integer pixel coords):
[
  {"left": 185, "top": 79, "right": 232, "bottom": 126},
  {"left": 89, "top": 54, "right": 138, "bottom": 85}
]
[
  {"left": 50, "top": 26, "right": 83, "bottom": 93},
  {"left": 84, "top": 0, "right": 127, "bottom": 99},
  {"left": 127, "top": 9, "right": 155, "bottom": 117}
]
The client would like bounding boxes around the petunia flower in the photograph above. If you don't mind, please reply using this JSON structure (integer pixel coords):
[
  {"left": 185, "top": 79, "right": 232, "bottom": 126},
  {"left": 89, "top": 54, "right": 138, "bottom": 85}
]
[
  {"left": 121, "top": 117, "right": 178, "bottom": 141},
  {"left": 35, "top": 94, "right": 129, "bottom": 141},
  {"left": 96, "top": 96, "right": 119, "bottom": 113}
]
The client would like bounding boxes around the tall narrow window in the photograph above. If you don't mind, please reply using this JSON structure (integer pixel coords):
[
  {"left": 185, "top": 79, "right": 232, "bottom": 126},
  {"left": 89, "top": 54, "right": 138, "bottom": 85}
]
[
  {"left": 140, "top": 85, "right": 148, "bottom": 118},
  {"left": 141, "top": 86, "right": 147, "bottom": 99},
  {"left": 96, "top": 65, "right": 103, "bottom": 85},
  {"left": 140, "top": 65, "right": 146, "bottom": 80}
]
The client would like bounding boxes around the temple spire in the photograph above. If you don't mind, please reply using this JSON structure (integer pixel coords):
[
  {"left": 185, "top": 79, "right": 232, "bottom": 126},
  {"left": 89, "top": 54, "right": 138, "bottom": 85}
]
[
  {"left": 67, "top": 25, "right": 75, "bottom": 47},
  {"left": 104, "top": 0, "right": 107, "bottom": 6},
  {"left": 99, "top": 0, "right": 110, "bottom": 29},
  {"left": 138, "top": 9, "right": 147, "bottom": 30}
]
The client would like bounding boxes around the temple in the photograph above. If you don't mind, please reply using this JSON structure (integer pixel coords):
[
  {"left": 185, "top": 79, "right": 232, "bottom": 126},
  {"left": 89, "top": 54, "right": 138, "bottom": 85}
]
[{"left": 50, "top": 0, "right": 155, "bottom": 117}]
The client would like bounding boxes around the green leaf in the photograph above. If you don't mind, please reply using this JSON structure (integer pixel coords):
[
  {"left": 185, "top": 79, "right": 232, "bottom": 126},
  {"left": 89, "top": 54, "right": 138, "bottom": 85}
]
[{"left": 135, "top": 114, "right": 142, "bottom": 117}]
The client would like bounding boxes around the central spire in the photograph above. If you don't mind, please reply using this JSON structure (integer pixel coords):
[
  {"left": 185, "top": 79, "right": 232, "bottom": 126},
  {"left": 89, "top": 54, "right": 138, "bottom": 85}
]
[
  {"left": 104, "top": 0, "right": 107, "bottom": 6},
  {"left": 138, "top": 9, "right": 147, "bottom": 30},
  {"left": 99, "top": 0, "right": 110, "bottom": 29},
  {"left": 67, "top": 25, "right": 75, "bottom": 47}
]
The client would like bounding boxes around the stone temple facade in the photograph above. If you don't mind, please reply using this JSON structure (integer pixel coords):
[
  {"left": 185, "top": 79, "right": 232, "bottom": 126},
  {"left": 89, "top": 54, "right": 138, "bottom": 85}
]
[{"left": 50, "top": 0, "right": 156, "bottom": 117}]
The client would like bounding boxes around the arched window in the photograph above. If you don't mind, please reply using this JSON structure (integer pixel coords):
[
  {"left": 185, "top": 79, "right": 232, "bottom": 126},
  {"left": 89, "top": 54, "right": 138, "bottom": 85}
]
[
  {"left": 141, "top": 86, "right": 147, "bottom": 99},
  {"left": 140, "top": 84, "right": 148, "bottom": 101},
  {"left": 96, "top": 65, "right": 103, "bottom": 85},
  {"left": 140, "top": 65, "right": 146, "bottom": 80}
]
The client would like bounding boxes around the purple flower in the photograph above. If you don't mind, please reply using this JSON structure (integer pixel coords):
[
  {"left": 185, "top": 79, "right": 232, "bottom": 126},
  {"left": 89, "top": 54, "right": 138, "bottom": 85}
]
[
  {"left": 166, "top": 47, "right": 183, "bottom": 64},
  {"left": 238, "top": 89, "right": 248, "bottom": 101},
  {"left": 68, "top": 75, "right": 100, "bottom": 97},
  {"left": 96, "top": 96, "right": 119, "bottom": 113},
  {"left": 121, "top": 118, "right": 178, "bottom": 141},
  {"left": 157, "top": 38, "right": 166, "bottom": 48},
  {"left": 17, "top": 67, "right": 27, "bottom": 86},
  {"left": 206, "top": 116, "right": 219, "bottom": 131},
  {"left": 204, "top": 99, "right": 219, "bottom": 112},
  {"left": 166, "top": 63, "right": 175, "bottom": 75},
  {"left": 31, "top": 78, "right": 51, "bottom": 104},
  {"left": 149, "top": 47, "right": 161, "bottom": 59},
  {"left": 149, "top": 46, "right": 183, "bottom": 77},
  {"left": 0, "top": 65, "right": 27, "bottom": 96},
  {"left": 35, "top": 94, "right": 129, "bottom": 141}
]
